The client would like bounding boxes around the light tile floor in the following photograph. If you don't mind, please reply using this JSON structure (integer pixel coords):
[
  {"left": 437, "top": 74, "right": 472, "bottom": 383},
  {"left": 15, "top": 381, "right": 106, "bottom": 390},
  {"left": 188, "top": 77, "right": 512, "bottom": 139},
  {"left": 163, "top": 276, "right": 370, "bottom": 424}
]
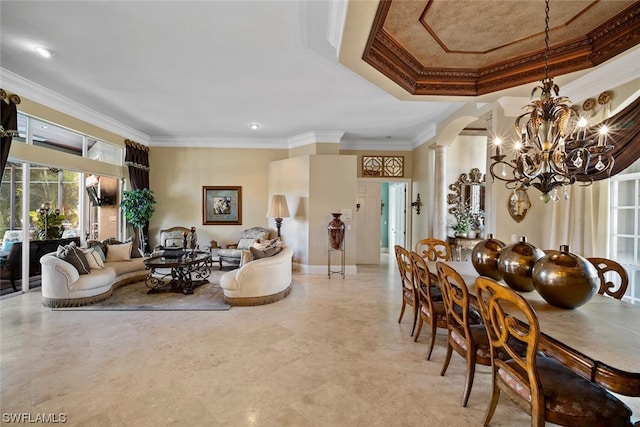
[{"left": 1, "top": 254, "right": 638, "bottom": 426}]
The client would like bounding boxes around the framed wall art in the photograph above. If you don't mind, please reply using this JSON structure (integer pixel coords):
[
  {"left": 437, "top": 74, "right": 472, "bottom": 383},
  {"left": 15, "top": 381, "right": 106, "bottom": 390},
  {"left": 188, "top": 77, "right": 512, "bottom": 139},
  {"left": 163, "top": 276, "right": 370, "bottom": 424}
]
[{"left": 202, "top": 186, "right": 242, "bottom": 225}]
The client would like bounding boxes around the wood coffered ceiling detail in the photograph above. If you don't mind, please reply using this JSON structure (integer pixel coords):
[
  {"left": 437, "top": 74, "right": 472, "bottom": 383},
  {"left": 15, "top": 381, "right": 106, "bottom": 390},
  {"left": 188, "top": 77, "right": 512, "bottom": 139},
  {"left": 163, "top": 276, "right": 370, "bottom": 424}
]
[{"left": 363, "top": 0, "right": 640, "bottom": 96}]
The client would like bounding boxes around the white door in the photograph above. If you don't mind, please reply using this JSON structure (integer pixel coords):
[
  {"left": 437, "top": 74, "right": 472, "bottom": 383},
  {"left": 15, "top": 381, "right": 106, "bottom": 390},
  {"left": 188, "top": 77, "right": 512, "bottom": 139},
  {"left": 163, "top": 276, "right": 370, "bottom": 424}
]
[
  {"left": 356, "top": 181, "right": 381, "bottom": 264},
  {"left": 389, "top": 183, "right": 407, "bottom": 249}
]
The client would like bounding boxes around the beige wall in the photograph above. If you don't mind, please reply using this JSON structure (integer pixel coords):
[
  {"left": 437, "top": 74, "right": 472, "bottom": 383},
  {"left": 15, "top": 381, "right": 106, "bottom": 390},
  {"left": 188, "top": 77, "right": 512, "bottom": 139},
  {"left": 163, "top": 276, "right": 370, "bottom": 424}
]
[
  {"left": 149, "top": 146, "right": 288, "bottom": 249},
  {"left": 269, "top": 154, "right": 357, "bottom": 272},
  {"left": 268, "top": 156, "right": 311, "bottom": 266}
]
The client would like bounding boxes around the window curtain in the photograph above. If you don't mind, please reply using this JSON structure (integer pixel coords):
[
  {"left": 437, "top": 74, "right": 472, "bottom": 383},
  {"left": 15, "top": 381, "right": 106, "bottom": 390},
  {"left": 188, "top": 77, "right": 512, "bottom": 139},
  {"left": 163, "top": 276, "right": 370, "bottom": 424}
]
[
  {"left": 0, "top": 89, "right": 20, "bottom": 183},
  {"left": 124, "top": 139, "right": 149, "bottom": 190},
  {"left": 542, "top": 94, "right": 639, "bottom": 257},
  {"left": 124, "top": 139, "right": 150, "bottom": 252}
]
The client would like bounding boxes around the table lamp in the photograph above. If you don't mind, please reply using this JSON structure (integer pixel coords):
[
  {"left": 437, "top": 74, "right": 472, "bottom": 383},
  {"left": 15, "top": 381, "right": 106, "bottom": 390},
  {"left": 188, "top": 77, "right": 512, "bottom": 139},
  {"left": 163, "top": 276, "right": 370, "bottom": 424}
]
[{"left": 267, "top": 195, "right": 290, "bottom": 238}]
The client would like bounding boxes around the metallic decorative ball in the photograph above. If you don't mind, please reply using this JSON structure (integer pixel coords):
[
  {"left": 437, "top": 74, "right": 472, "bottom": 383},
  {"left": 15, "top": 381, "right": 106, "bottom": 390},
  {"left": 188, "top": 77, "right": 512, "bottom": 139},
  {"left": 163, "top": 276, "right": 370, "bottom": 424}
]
[
  {"left": 532, "top": 245, "right": 599, "bottom": 309},
  {"left": 497, "top": 236, "right": 544, "bottom": 292},
  {"left": 471, "top": 234, "right": 506, "bottom": 280}
]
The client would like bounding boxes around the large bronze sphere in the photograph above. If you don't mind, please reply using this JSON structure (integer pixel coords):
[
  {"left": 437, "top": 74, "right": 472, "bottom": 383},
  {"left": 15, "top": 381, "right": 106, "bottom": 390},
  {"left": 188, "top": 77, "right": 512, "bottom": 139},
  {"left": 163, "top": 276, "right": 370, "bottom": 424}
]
[
  {"left": 471, "top": 234, "right": 506, "bottom": 280},
  {"left": 497, "top": 236, "right": 544, "bottom": 292},
  {"left": 532, "top": 245, "right": 599, "bottom": 309}
]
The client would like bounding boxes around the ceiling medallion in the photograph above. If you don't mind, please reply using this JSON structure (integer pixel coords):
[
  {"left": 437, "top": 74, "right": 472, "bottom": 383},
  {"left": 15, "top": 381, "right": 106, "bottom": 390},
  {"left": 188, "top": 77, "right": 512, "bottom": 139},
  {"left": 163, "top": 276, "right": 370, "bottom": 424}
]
[{"left": 489, "top": 0, "right": 615, "bottom": 204}]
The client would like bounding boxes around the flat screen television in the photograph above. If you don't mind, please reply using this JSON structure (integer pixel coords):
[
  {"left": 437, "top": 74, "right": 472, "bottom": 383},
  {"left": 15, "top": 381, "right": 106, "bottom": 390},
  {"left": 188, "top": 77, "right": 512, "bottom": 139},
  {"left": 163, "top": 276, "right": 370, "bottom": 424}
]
[{"left": 86, "top": 185, "right": 114, "bottom": 206}]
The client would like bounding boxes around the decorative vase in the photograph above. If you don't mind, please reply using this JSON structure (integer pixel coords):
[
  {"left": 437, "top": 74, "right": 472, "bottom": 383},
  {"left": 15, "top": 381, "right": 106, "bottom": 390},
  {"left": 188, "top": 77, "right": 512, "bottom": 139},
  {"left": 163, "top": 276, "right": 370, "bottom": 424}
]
[
  {"left": 471, "top": 234, "right": 506, "bottom": 280},
  {"left": 497, "top": 236, "right": 545, "bottom": 292},
  {"left": 455, "top": 231, "right": 468, "bottom": 238},
  {"left": 328, "top": 213, "right": 346, "bottom": 250},
  {"left": 532, "top": 245, "right": 599, "bottom": 309}
]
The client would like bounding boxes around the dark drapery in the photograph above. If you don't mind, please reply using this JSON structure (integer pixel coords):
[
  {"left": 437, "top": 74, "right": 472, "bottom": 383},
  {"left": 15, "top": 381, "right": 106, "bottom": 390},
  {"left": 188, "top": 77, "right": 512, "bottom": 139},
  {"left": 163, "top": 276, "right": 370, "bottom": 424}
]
[
  {"left": 124, "top": 139, "right": 150, "bottom": 190},
  {"left": 579, "top": 95, "right": 640, "bottom": 181},
  {"left": 1, "top": 89, "right": 20, "bottom": 183},
  {"left": 124, "top": 139, "right": 150, "bottom": 252}
]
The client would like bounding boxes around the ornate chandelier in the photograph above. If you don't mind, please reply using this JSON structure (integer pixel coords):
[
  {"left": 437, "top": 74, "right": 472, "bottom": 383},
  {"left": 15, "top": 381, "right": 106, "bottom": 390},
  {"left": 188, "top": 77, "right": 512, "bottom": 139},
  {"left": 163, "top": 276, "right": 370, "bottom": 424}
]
[{"left": 489, "top": 0, "right": 614, "bottom": 203}]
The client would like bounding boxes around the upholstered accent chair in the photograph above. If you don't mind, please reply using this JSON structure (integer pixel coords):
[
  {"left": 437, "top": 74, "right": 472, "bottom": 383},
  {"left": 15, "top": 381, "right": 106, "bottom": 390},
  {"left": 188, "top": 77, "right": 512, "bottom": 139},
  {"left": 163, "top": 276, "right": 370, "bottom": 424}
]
[
  {"left": 217, "top": 227, "right": 271, "bottom": 267},
  {"left": 155, "top": 226, "right": 193, "bottom": 250}
]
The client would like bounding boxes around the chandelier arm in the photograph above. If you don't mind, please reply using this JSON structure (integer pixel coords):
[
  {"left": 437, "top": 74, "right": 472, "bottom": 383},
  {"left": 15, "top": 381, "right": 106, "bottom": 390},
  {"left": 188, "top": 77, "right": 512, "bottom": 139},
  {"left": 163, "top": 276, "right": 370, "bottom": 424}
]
[{"left": 519, "top": 152, "right": 545, "bottom": 180}]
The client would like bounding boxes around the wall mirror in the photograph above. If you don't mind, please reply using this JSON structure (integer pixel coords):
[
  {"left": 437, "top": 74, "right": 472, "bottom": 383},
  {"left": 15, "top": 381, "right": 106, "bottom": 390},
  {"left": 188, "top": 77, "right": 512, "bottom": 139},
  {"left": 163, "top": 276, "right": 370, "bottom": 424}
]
[{"left": 447, "top": 167, "right": 486, "bottom": 222}]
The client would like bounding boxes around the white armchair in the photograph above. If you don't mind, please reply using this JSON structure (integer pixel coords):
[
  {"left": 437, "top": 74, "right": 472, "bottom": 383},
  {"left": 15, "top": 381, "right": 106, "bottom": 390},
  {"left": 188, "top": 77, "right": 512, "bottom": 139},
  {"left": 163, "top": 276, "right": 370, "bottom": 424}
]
[
  {"left": 217, "top": 227, "right": 271, "bottom": 266},
  {"left": 220, "top": 246, "right": 293, "bottom": 306}
]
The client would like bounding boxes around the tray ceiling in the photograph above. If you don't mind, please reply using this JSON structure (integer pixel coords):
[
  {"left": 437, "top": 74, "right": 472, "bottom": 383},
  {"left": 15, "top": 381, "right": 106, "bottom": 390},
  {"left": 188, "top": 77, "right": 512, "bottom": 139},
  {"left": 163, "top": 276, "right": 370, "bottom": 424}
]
[{"left": 363, "top": 0, "right": 640, "bottom": 96}]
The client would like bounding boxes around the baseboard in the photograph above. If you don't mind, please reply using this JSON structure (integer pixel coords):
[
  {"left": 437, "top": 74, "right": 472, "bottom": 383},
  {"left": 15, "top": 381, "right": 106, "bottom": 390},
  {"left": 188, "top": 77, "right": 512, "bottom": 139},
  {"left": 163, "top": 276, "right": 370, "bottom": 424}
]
[{"left": 293, "top": 262, "right": 357, "bottom": 276}]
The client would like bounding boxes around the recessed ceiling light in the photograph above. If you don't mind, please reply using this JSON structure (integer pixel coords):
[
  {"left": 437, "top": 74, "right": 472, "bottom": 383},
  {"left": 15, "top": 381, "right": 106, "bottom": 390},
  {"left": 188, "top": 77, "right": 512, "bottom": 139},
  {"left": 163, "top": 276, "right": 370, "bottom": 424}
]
[
  {"left": 249, "top": 123, "right": 260, "bottom": 130},
  {"left": 34, "top": 47, "right": 53, "bottom": 58}
]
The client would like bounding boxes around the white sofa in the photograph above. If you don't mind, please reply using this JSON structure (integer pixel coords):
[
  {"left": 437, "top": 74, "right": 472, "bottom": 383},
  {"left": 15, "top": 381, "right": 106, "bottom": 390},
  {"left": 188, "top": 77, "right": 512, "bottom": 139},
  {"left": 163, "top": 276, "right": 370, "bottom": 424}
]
[
  {"left": 40, "top": 252, "right": 148, "bottom": 307},
  {"left": 220, "top": 246, "right": 293, "bottom": 306}
]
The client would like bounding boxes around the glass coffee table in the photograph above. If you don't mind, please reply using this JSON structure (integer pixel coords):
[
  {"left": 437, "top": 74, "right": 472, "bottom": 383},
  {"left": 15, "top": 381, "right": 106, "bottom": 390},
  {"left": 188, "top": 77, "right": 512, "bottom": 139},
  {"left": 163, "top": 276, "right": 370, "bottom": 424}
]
[{"left": 143, "top": 250, "right": 211, "bottom": 295}]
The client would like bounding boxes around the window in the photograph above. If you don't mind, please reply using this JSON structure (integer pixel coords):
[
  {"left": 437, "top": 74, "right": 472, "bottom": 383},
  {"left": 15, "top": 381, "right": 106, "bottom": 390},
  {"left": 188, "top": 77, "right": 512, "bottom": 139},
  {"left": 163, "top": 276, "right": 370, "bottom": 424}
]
[
  {"left": 1, "top": 113, "right": 125, "bottom": 295},
  {"left": 15, "top": 113, "right": 123, "bottom": 166},
  {"left": 609, "top": 158, "right": 640, "bottom": 304}
]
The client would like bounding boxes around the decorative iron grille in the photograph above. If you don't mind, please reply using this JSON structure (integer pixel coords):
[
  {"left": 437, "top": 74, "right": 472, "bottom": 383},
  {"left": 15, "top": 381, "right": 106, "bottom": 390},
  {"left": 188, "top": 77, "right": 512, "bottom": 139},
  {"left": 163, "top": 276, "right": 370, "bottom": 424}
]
[{"left": 362, "top": 156, "right": 404, "bottom": 177}]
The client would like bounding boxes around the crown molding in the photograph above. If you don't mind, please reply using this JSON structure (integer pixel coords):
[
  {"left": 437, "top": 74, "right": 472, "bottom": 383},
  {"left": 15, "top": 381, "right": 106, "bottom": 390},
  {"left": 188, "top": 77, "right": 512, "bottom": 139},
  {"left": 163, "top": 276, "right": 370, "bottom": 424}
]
[
  {"left": 340, "top": 138, "right": 413, "bottom": 151},
  {"left": 0, "top": 68, "right": 149, "bottom": 144},
  {"left": 149, "top": 136, "right": 289, "bottom": 149},
  {"left": 411, "top": 123, "right": 437, "bottom": 148},
  {"left": 287, "top": 131, "right": 345, "bottom": 148},
  {"left": 562, "top": 45, "right": 640, "bottom": 102}
]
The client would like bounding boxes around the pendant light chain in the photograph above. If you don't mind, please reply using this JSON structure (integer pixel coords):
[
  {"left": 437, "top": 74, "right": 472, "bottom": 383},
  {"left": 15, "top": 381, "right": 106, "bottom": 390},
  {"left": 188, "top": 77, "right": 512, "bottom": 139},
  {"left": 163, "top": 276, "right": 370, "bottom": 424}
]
[{"left": 544, "top": 0, "right": 550, "bottom": 80}]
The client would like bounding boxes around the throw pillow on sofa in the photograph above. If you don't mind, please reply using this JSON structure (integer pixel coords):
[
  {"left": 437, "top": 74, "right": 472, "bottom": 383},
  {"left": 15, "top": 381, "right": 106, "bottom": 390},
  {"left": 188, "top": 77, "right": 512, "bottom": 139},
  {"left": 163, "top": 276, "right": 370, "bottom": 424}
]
[
  {"left": 249, "top": 245, "right": 282, "bottom": 260},
  {"left": 106, "top": 242, "right": 132, "bottom": 262},
  {"left": 56, "top": 242, "right": 91, "bottom": 275},
  {"left": 81, "top": 247, "right": 105, "bottom": 269},
  {"left": 87, "top": 240, "right": 107, "bottom": 261}
]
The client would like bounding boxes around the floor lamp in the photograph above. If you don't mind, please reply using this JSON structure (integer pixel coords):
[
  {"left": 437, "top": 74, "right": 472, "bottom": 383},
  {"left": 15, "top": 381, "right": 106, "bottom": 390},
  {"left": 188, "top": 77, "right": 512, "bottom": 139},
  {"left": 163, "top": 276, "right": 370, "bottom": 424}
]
[{"left": 267, "top": 195, "right": 290, "bottom": 239}]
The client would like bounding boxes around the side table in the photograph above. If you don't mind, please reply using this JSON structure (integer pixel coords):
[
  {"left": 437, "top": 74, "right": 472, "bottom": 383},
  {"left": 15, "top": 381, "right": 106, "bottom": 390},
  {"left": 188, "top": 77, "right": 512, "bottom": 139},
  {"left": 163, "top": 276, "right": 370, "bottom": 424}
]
[
  {"left": 447, "top": 236, "right": 483, "bottom": 261},
  {"left": 207, "top": 240, "right": 222, "bottom": 269}
]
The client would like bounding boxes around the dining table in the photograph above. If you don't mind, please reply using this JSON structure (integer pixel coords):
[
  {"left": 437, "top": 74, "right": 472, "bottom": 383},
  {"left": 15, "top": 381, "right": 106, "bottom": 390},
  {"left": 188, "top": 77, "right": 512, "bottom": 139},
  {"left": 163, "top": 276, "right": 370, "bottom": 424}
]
[{"left": 426, "top": 260, "right": 640, "bottom": 398}]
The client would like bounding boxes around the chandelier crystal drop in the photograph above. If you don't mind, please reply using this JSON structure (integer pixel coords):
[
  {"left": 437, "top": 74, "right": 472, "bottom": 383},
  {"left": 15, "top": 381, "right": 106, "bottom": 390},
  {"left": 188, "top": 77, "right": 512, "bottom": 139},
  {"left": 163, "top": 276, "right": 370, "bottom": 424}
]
[{"left": 489, "top": 0, "right": 615, "bottom": 203}]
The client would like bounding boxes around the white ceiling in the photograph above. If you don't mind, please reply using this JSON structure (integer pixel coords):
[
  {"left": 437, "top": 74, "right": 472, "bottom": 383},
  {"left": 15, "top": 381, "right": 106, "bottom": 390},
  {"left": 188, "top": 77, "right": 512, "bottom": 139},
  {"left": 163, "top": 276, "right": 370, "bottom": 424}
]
[{"left": 0, "top": 1, "right": 638, "bottom": 150}]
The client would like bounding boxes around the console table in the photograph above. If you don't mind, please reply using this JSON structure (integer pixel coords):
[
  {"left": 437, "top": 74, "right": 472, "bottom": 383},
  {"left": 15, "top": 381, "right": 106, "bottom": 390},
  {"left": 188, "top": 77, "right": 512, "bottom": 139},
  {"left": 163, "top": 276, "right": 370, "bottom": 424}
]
[{"left": 447, "top": 236, "right": 482, "bottom": 261}]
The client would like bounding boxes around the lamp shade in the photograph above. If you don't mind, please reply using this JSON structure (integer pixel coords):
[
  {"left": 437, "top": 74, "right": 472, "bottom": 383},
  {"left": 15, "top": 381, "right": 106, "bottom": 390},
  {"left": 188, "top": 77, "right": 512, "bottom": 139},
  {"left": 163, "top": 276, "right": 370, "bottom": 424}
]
[{"left": 267, "top": 195, "right": 290, "bottom": 218}]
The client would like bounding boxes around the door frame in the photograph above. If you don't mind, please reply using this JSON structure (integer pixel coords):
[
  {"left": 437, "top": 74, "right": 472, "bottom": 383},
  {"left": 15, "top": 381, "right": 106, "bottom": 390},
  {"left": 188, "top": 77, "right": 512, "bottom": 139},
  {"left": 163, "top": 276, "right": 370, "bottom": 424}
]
[{"left": 356, "top": 177, "right": 413, "bottom": 253}]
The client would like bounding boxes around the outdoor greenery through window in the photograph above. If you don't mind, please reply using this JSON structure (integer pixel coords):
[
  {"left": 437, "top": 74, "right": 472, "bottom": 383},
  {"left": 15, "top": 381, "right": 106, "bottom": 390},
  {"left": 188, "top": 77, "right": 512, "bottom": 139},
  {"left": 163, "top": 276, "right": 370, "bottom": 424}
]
[{"left": 0, "top": 112, "right": 124, "bottom": 295}]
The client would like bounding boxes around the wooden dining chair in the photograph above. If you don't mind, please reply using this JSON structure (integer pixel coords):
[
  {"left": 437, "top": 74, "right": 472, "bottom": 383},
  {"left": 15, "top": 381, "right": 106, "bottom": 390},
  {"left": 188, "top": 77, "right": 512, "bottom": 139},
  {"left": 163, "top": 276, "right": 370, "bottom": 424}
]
[
  {"left": 394, "top": 245, "right": 419, "bottom": 336},
  {"left": 588, "top": 257, "right": 629, "bottom": 300},
  {"left": 436, "top": 261, "right": 491, "bottom": 407},
  {"left": 475, "top": 276, "right": 633, "bottom": 427},
  {"left": 415, "top": 238, "right": 452, "bottom": 262},
  {"left": 410, "top": 252, "right": 447, "bottom": 359}
]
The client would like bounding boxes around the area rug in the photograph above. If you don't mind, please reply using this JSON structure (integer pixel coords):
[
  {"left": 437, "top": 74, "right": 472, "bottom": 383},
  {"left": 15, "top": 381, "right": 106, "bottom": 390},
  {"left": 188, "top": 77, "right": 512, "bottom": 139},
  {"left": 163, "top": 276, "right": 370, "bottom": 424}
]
[{"left": 53, "top": 269, "right": 231, "bottom": 311}]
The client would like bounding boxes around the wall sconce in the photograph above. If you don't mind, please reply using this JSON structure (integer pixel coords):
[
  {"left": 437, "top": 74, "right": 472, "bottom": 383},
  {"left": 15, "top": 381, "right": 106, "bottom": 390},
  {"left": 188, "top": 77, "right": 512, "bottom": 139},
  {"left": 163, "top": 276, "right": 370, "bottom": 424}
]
[
  {"left": 356, "top": 203, "right": 361, "bottom": 212},
  {"left": 411, "top": 193, "right": 422, "bottom": 215}
]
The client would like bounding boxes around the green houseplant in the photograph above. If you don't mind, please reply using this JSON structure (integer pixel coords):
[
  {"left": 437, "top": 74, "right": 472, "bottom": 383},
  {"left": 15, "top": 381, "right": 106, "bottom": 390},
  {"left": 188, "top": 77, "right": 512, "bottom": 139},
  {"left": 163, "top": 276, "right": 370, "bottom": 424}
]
[
  {"left": 29, "top": 204, "right": 66, "bottom": 240},
  {"left": 120, "top": 188, "right": 156, "bottom": 252}
]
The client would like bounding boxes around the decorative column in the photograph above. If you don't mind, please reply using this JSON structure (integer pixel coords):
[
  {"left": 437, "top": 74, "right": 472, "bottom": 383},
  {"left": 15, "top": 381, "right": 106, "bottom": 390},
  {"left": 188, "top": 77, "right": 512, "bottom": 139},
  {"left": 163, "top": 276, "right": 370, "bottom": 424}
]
[{"left": 434, "top": 145, "right": 447, "bottom": 240}]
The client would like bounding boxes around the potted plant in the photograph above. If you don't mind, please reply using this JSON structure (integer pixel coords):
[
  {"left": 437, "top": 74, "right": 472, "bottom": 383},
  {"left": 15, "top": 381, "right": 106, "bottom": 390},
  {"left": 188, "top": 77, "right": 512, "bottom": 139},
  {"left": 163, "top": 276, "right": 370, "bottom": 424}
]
[
  {"left": 120, "top": 188, "right": 156, "bottom": 253},
  {"left": 29, "top": 203, "right": 66, "bottom": 240},
  {"left": 451, "top": 220, "right": 471, "bottom": 238},
  {"left": 450, "top": 204, "right": 475, "bottom": 238}
]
